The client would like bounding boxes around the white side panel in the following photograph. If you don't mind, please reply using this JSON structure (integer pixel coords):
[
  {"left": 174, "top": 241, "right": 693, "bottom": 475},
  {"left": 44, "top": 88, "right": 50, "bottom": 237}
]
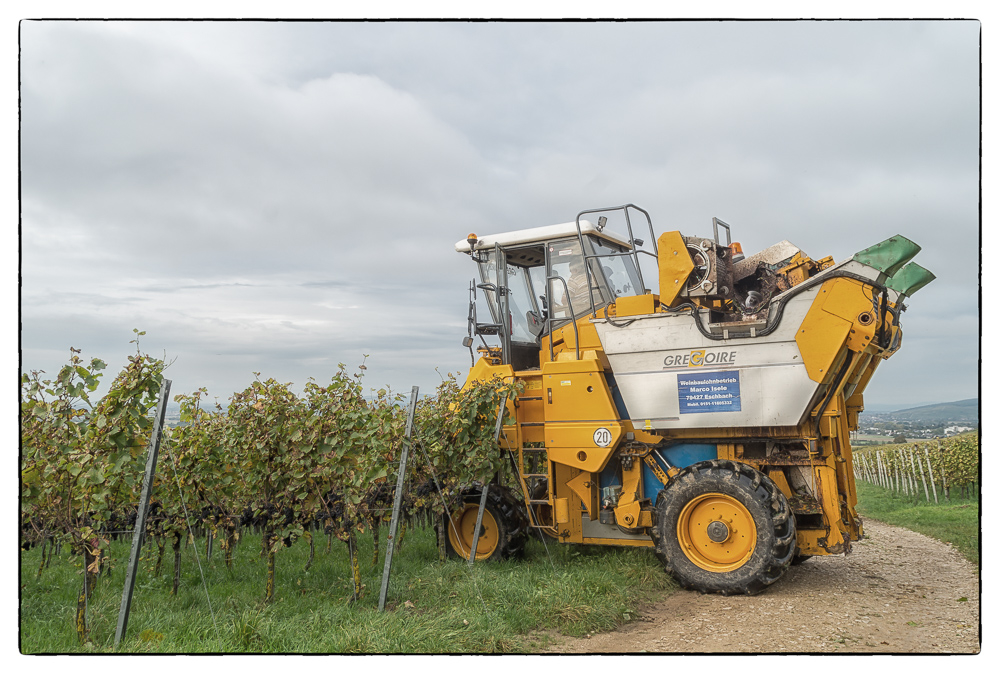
[{"left": 595, "top": 286, "right": 823, "bottom": 430}]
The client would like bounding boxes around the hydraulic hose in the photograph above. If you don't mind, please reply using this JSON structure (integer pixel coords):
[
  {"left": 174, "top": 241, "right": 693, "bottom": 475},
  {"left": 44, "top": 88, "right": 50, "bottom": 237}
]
[
  {"left": 603, "top": 304, "right": 636, "bottom": 328},
  {"left": 813, "top": 351, "right": 857, "bottom": 438}
]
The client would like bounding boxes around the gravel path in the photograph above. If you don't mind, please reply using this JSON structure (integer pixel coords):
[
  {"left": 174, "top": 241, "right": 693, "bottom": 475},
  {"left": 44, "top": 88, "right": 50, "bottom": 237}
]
[{"left": 545, "top": 519, "right": 980, "bottom": 654}]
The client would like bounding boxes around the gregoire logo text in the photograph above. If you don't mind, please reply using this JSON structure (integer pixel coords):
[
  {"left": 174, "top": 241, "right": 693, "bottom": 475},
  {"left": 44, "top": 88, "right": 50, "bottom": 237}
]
[{"left": 663, "top": 349, "right": 738, "bottom": 368}]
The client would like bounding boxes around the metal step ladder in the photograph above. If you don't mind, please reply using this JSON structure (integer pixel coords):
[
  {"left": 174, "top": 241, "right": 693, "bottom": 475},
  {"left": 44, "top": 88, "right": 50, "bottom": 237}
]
[{"left": 515, "top": 444, "right": 558, "bottom": 532}]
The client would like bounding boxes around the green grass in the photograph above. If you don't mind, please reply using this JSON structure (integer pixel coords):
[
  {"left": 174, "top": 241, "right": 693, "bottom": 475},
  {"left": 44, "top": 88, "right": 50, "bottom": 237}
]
[
  {"left": 855, "top": 481, "right": 980, "bottom": 564},
  {"left": 26, "top": 484, "right": 976, "bottom": 654},
  {"left": 20, "top": 526, "right": 676, "bottom": 653}
]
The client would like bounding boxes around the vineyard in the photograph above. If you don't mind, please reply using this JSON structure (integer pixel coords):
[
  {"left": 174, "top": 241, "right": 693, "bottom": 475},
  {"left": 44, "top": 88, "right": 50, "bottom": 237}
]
[
  {"left": 20, "top": 336, "right": 529, "bottom": 648},
  {"left": 20, "top": 336, "right": 982, "bottom": 652},
  {"left": 852, "top": 433, "right": 980, "bottom": 502}
]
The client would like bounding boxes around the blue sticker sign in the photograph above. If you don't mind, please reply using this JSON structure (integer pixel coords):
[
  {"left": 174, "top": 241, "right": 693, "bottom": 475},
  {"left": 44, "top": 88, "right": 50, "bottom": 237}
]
[{"left": 677, "top": 370, "right": 741, "bottom": 414}]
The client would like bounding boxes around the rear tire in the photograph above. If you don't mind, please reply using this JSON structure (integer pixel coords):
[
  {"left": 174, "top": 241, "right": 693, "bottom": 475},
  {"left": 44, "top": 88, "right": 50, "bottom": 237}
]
[
  {"left": 444, "top": 486, "right": 528, "bottom": 561},
  {"left": 654, "top": 460, "right": 795, "bottom": 595}
]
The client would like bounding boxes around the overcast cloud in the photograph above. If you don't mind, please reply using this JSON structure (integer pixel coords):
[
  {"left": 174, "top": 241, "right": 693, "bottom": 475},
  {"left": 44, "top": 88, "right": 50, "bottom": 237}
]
[{"left": 18, "top": 19, "right": 980, "bottom": 409}]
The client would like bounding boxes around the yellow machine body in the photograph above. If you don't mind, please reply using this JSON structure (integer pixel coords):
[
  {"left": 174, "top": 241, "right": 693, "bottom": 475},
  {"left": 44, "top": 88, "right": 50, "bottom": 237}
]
[{"left": 454, "top": 207, "right": 930, "bottom": 592}]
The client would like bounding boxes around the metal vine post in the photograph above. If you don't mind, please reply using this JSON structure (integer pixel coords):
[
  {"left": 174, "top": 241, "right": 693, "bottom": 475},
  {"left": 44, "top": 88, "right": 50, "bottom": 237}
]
[{"left": 115, "top": 377, "right": 172, "bottom": 649}]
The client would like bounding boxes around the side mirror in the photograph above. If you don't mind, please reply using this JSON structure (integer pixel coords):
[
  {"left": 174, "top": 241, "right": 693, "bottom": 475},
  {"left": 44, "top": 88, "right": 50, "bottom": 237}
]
[
  {"left": 526, "top": 311, "right": 544, "bottom": 337},
  {"left": 462, "top": 336, "right": 474, "bottom": 347}
]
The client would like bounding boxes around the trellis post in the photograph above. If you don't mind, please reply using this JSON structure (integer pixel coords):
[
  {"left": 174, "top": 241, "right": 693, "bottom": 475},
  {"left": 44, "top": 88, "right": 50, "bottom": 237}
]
[
  {"left": 911, "top": 444, "right": 929, "bottom": 502},
  {"left": 923, "top": 445, "right": 939, "bottom": 503},
  {"left": 467, "top": 394, "right": 508, "bottom": 566},
  {"left": 115, "top": 378, "right": 171, "bottom": 649},
  {"left": 378, "top": 386, "right": 419, "bottom": 611}
]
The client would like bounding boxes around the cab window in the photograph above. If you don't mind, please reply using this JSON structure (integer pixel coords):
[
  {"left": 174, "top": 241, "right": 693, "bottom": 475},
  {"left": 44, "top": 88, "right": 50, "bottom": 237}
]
[
  {"left": 546, "top": 239, "right": 608, "bottom": 320},
  {"left": 589, "top": 238, "right": 644, "bottom": 299}
]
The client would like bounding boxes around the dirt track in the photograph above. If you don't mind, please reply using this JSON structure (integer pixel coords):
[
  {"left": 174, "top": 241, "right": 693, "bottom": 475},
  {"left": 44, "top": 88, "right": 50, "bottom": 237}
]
[{"left": 545, "top": 519, "right": 980, "bottom": 654}]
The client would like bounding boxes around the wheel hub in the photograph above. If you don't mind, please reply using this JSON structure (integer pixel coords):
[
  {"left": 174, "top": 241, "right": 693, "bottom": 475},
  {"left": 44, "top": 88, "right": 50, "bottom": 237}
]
[
  {"left": 448, "top": 503, "right": 499, "bottom": 561},
  {"left": 706, "top": 520, "right": 730, "bottom": 542},
  {"left": 676, "top": 492, "right": 757, "bottom": 572}
]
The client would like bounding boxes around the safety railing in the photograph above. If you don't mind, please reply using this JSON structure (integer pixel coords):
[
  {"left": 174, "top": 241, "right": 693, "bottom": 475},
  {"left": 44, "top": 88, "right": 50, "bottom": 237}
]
[{"left": 573, "top": 204, "right": 659, "bottom": 318}]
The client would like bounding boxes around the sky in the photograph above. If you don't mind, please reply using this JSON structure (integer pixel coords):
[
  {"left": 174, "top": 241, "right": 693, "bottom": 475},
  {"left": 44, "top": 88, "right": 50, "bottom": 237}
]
[{"left": 16, "top": 17, "right": 982, "bottom": 411}]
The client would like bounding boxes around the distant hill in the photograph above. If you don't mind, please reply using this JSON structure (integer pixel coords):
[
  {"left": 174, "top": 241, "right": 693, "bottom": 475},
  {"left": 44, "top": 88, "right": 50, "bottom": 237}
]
[{"left": 888, "top": 398, "right": 978, "bottom": 424}]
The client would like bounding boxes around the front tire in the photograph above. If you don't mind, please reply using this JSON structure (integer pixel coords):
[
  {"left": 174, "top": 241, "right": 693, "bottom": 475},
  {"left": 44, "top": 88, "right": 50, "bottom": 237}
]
[
  {"left": 444, "top": 486, "right": 528, "bottom": 561},
  {"left": 654, "top": 460, "right": 795, "bottom": 595}
]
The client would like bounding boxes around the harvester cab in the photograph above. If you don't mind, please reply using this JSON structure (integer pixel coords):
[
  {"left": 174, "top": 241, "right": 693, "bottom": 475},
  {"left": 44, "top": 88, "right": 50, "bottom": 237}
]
[
  {"left": 458, "top": 207, "right": 656, "bottom": 369},
  {"left": 453, "top": 204, "right": 934, "bottom": 596}
]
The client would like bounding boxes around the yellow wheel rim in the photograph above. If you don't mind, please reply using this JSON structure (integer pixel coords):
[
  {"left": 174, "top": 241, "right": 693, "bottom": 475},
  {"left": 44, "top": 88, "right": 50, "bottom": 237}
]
[
  {"left": 676, "top": 492, "right": 757, "bottom": 572},
  {"left": 448, "top": 503, "right": 499, "bottom": 560}
]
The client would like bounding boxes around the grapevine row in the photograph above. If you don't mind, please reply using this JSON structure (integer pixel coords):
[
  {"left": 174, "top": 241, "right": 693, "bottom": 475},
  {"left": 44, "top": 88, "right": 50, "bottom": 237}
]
[
  {"left": 20, "top": 337, "right": 517, "bottom": 642},
  {"left": 852, "top": 434, "right": 979, "bottom": 501}
]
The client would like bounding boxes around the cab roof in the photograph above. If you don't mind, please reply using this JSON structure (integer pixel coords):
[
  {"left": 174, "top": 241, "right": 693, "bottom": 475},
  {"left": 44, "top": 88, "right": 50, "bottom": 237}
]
[{"left": 454, "top": 219, "right": 633, "bottom": 253}]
